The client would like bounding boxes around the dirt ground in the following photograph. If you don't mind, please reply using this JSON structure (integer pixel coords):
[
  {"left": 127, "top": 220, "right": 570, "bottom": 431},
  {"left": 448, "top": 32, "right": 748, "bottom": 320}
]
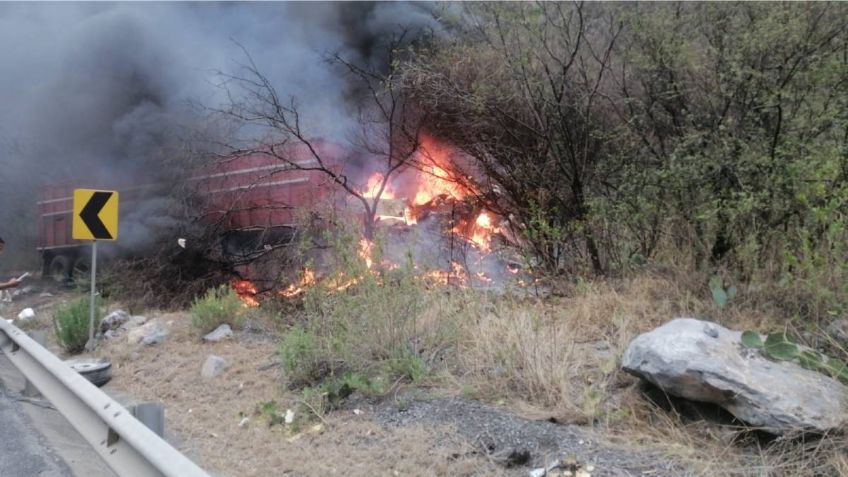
[{"left": 0, "top": 280, "right": 691, "bottom": 477}]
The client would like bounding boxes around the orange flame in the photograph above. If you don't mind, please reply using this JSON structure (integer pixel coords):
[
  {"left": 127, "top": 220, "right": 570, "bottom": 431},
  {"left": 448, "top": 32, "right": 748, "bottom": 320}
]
[
  {"left": 410, "top": 136, "right": 475, "bottom": 206},
  {"left": 362, "top": 173, "right": 395, "bottom": 199},
  {"left": 419, "top": 262, "right": 468, "bottom": 287},
  {"left": 451, "top": 211, "right": 500, "bottom": 252},
  {"left": 232, "top": 279, "right": 260, "bottom": 307},
  {"left": 359, "top": 239, "right": 374, "bottom": 269},
  {"left": 279, "top": 268, "right": 317, "bottom": 298}
]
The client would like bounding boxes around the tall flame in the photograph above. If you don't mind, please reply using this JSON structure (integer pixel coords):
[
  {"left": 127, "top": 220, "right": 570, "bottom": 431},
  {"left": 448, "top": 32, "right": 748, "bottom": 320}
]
[
  {"left": 362, "top": 173, "right": 395, "bottom": 200},
  {"left": 410, "top": 136, "right": 475, "bottom": 206}
]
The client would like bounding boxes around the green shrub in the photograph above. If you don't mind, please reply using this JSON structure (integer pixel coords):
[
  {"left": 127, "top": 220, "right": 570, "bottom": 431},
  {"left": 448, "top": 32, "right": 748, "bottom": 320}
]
[
  {"left": 279, "top": 324, "right": 325, "bottom": 385},
  {"left": 53, "top": 297, "right": 101, "bottom": 354},
  {"left": 278, "top": 228, "right": 440, "bottom": 398},
  {"left": 190, "top": 285, "right": 245, "bottom": 335}
]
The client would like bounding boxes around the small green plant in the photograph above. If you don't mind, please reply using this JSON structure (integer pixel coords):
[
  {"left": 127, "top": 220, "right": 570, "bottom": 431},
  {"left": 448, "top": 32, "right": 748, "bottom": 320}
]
[
  {"left": 741, "top": 330, "right": 848, "bottom": 383},
  {"left": 279, "top": 324, "right": 326, "bottom": 385},
  {"left": 190, "top": 285, "right": 245, "bottom": 335},
  {"left": 254, "top": 400, "right": 286, "bottom": 427},
  {"left": 53, "top": 297, "right": 101, "bottom": 354},
  {"left": 709, "top": 276, "right": 737, "bottom": 309},
  {"left": 387, "top": 349, "right": 428, "bottom": 383}
]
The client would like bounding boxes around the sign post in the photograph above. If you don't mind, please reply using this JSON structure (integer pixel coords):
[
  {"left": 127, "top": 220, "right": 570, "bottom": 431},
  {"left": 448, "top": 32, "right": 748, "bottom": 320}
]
[{"left": 72, "top": 189, "right": 119, "bottom": 351}]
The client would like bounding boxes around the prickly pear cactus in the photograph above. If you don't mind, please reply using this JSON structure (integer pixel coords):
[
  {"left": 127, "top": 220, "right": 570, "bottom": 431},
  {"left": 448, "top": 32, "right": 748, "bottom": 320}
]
[
  {"left": 741, "top": 329, "right": 848, "bottom": 384},
  {"left": 709, "top": 276, "right": 737, "bottom": 309}
]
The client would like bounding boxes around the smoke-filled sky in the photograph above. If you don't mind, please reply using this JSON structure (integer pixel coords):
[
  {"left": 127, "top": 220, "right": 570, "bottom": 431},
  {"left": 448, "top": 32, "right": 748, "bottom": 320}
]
[{"left": 0, "top": 2, "right": 441, "bottom": 263}]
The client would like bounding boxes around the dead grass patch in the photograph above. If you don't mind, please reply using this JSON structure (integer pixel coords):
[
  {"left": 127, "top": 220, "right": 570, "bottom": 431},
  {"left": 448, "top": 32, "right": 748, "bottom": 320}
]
[
  {"left": 78, "top": 268, "right": 848, "bottom": 476},
  {"left": 96, "top": 312, "right": 506, "bottom": 477}
]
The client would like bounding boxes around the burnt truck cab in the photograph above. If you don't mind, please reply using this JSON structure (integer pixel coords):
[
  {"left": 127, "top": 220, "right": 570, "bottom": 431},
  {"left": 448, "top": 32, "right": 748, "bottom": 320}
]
[{"left": 37, "top": 141, "right": 346, "bottom": 281}]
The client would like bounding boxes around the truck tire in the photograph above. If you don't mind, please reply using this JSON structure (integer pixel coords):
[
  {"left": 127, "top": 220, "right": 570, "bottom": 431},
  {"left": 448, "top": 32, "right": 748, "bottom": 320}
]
[
  {"left": 48, "top": 255, "right": 72, "bottom": 283},
  {"left": 65, "top": 359, "right": 112, "bottom": 387},
  {"left": 72, "top": 256, "right": 90, "bottom": 280}
]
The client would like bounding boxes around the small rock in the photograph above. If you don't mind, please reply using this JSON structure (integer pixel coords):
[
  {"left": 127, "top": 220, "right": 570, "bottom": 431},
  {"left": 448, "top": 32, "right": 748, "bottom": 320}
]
[
  {"left": 128, "top": 320, "right": 167, "bottom": 346},
  {"left": 100, "top": 310, "right": 130, "bottom": 332},
  {"left": 201, "top": 355, "right": 227, "bottom": 379},
  {"left": 39, "top": 292, "right": 53, "bottom": 298},
  {"left": 203, "top": 324, "right": 233, "bottom": 342},
  {"left": 825, "top": 319, "right": 848, "bottom": 342},
  {"left": 529, "top": 461, "right": 560, "bottom": 477},
  {"left": 493, "top": 448, "right": 530, "bottom": 468},
  {"left": 238, "top": 417, "right": 249, "bottom": 428},
  {"left": 284, "top": 409, "right": 295, "bottom": 424},
  {"left": 141, "top": 329, "right": 167, "bottom": 346},
  {"left": 17, "top": 308, "right": 35, "bottom": 321},
  {"left": 12, "top": 286, "right": 35, "bottom": 297}
]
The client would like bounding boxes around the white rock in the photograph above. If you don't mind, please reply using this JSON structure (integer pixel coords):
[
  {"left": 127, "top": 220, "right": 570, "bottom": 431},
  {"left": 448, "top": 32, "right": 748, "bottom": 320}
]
[
  {"left": 100, "top": 310, "right": 130, "bottom": 332},
  {"left": 12, "top": 286, "right": 35, "bottom": 297},
  {"left": 127, "top": 320, "right": 167, "bottom": 346},
  {"left": 201, "top": 355, "right": 227, "bottom": 379},
  {"left": 284, "top": 409, "right": 295, "bottom": 424},
  {"left": 141, "top": 328, "right": 167, "bottom": 346},
  {"left": 203, "top": 324, "right": 233, "bottom": 342},
  {"left": 622, "top": 318, "right": 848, "bottom": 434},
  {"left": 238, "top": 417, "right": 249, "bottom": 428},
  {"left": 120, "top": 315, "right": 149, "bottom": 330},
  {"left": 17, "top": 308, "right": 35, "bottom": 321}
]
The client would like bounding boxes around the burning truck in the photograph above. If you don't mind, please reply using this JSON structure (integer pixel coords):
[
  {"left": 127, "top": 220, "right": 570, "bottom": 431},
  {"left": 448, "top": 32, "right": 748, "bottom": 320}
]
[{"left": 36, "top": 136, "right": 523, "bottom": 304}]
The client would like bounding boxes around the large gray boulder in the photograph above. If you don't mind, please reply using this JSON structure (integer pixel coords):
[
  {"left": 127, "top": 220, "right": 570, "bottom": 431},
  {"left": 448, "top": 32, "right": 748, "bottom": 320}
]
[{"left": 622, "top": 317, "right": 848, "bottom": 434}]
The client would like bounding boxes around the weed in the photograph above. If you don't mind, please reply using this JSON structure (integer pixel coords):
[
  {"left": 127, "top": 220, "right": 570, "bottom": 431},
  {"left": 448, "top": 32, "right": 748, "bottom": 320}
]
[
  {"left": 279, "top": 229, "right": 438, "bottom": 390},
  {"left": 386, "top": 349, "right": 428, "bottom": 383},
  {"left": 254, "top": 400, "right": 285, "bottom": 427},
  {"left": 190, "top": 285, "right": 245, "bottom": 335},
  {"left": 53, "top": 297, "right": 101, "bottom": 354}
]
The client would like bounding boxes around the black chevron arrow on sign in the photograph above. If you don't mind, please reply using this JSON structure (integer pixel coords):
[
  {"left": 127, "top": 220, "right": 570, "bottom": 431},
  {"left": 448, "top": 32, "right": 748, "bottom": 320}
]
[{"left": 79, "top": 191, "right": 113, "bottom": 239}]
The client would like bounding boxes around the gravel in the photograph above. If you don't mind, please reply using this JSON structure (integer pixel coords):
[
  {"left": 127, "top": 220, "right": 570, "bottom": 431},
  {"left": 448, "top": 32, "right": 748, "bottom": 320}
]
[{"left": 373, "top": 394, "right": 691, "bottom": 477}]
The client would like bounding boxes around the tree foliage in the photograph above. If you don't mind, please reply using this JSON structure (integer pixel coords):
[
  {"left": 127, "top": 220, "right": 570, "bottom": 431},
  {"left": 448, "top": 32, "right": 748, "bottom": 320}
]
[{"left": 401, "top": 2, "right": 848, "bottom": 307}]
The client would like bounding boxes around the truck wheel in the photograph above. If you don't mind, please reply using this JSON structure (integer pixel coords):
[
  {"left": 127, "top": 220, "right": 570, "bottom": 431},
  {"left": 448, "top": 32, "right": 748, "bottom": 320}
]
[
  {"left": 65, "top": 359, "right": 112, "bottom": 387},
  {"left": 72, "top": 256, "right": 90, "bottom": 279},
  {"left": 48, "top": 255, "right": 72, "bottom": 283}
]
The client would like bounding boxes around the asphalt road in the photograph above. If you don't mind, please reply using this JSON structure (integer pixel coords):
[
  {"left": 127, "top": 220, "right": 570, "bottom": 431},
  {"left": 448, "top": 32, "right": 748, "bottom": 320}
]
[{"left": 0, "top": 378, "right": 74, "bottom": 477}]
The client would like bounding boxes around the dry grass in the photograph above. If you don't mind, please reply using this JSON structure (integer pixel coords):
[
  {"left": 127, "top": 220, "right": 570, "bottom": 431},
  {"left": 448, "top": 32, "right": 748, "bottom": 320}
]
[
  {"left": 94, "top": 312, "right": 506, "bottom": 477},
  {"left": 420, "top": 272, "right": 847, "bottom": 476},
  {"left": 48, "top": 267, "right": 848, "bottom": 476}
]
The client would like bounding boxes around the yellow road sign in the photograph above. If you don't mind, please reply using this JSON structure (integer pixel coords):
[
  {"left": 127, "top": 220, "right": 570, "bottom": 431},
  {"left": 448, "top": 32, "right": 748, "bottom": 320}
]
[{"left": 72, "top": 189, "right": 119, "bottom": 241}]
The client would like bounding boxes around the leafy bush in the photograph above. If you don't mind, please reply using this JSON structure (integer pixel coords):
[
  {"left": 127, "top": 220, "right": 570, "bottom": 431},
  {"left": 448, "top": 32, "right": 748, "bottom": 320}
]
[
  {"left": 190, "top": 285, "right": 245, "bottom": 335},
  {"left": 53, "top": 297, "right": 101, "bottom": 354}
]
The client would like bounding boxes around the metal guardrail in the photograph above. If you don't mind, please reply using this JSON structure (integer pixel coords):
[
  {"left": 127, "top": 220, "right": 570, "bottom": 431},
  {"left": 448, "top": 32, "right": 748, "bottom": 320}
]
[{"left": 0, "top": 319, "right": 212, "bottom": 477}]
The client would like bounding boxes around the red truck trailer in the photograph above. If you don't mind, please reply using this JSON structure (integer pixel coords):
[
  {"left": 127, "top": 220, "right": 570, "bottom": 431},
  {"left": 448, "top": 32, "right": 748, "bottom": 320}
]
[{"left": 37, "top": 141, "right": 346, "bottom": 280}]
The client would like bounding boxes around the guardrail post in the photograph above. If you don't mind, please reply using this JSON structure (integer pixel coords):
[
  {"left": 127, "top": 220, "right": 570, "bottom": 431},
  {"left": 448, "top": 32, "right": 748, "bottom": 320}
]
[
  {"left": 132, "top": 401, "right": 165, "bottom": 438},
  {"left": 23, "top": 330, "right": 46, "bottom": 398}
]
